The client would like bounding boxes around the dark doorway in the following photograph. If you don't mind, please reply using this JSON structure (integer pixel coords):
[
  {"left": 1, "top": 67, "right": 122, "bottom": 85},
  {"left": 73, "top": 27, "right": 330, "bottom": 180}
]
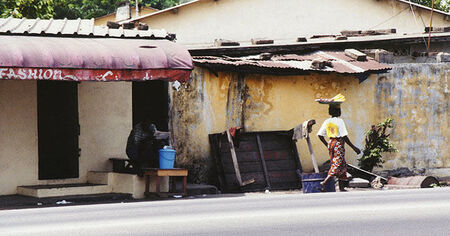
[
  {"left": 132, "top": 80, "right": 169, "bottom": 131},
  {"left": 38, "top": 81, "right": 79, "bottom": 180}
]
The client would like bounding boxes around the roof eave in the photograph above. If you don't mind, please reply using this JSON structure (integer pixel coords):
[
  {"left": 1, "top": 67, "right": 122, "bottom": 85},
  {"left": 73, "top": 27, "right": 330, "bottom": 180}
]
[
  {"left": 396, "top": 0, "right": 450, "bottom": 17},
  {"left": 118, "top": 0, "right": 204, "bottom": 24},
  {"left": 188, "top": 33, "right": 450, "bottom": 57}
]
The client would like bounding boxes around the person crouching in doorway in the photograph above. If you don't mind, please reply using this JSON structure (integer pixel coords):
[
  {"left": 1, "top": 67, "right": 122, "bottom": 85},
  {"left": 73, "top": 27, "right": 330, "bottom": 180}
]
[{"left": 317, "top": 105, "right": 360, "bottom": 191}]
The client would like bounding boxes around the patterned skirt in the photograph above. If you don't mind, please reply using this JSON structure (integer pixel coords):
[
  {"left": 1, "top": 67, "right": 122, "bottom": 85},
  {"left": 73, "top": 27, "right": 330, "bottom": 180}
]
[{"left": 328, "top": 138, "right": 348, "bottom": 181}]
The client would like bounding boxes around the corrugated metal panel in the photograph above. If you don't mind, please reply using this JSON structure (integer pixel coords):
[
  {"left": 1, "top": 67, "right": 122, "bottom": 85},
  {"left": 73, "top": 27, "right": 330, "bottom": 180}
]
[
  {"left": 0, "top": 17, "right": 168, "bottom": 39},
  {"left": 194, "top": 51, "right": 391, "bottom": 74}
]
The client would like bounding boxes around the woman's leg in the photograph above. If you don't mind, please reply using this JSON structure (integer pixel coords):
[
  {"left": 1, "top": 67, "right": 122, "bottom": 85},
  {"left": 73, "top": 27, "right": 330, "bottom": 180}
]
[
  {"left": 320, "top": 175, "right": 335, "bottom": 192},
  {"left": 320, "top": 175, "right": 333, "bottom": 187}
]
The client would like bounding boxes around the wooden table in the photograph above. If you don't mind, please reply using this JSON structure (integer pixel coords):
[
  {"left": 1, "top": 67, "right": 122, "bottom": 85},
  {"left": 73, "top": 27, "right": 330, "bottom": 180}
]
[{"left": 142, "top": 168, "right": 188, "bottom": 197}]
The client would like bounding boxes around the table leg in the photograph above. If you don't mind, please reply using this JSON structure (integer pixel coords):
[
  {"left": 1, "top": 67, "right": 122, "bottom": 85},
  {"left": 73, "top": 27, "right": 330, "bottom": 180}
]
[
  {"left": 156, "top": 176, "right": 161, "bottom": 194},
  {"left": 172, "top": 176, "right": 177, "bottom": 193},
  {"left": 183, "top": 176, "right": 187, "bottom": 195},
  {"left": 145, "top": 175, "right": 150, "bottom": 197}
]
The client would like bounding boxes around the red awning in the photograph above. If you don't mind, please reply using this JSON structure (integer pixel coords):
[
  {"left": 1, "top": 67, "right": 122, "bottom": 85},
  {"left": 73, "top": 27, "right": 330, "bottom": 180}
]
[{"left": 0, "top": 36, "right": 193, "bottom": 82}]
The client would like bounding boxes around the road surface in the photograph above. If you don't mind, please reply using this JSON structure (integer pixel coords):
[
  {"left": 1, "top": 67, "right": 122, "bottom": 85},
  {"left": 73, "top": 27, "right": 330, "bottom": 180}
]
[{"left": 1, "top": 188, "right": 449, "bottom": 235}]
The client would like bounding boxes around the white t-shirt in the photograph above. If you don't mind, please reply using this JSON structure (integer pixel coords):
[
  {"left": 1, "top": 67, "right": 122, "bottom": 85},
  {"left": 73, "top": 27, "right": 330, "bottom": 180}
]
[{"left": 317, "top": 117, "right": 348, "bottom": 138}]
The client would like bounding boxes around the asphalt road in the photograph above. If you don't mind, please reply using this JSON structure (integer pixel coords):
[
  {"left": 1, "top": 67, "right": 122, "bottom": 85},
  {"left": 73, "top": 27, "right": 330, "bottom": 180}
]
[{"left": 1, "top": 188, "right": 449, "bottom": 236}]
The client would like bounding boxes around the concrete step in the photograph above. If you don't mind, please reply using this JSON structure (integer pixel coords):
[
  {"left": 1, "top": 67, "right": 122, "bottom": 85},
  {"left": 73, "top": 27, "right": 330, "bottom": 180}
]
[
  {"left": 17, "top": 183, "right": 112, "bottom": 198},
  {"left": 87, "top": 171, "right": 112, "bottom": 185}
]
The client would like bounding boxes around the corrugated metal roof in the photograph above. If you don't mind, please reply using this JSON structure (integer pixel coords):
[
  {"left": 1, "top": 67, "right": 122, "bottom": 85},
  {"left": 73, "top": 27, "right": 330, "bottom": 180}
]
[
  {"left": 0, "top": 17, "right": 168, "bottom": 38},
  {"left": 193, "top": 51, "right": 391, "bottom": 74}
]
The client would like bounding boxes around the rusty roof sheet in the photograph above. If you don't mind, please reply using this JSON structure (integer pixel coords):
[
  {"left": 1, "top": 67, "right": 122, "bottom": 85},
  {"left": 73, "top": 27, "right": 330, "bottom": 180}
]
[
  {"left": 193, "top": 51, "right": 391, "bottom": 74},
  {"left": 0, "top": 17, "right": 168, "bottom": 39}
]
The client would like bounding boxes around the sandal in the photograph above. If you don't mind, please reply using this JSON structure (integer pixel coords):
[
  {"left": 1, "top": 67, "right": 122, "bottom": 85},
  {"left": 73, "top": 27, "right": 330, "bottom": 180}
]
[{"left": 319, "top": 181, "right": 326, "bottom": 192}]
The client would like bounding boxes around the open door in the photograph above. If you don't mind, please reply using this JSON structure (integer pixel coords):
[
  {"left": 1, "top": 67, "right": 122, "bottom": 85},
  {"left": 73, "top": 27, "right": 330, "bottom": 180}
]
[
  {"left": 38, "top": 81, "right": 79, "bottom": 180},
  {"left": 132, "top": 80, "right": 169, "bottom": 130}
]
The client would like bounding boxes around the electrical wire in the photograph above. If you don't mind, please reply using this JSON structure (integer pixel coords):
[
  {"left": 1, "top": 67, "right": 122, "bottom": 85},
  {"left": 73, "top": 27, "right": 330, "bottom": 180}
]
[
  {"left": 407, "top": 0, "right": 429, "bottom": 49},
  {"left": 369, "top": 6, "right": 409, "bottom": 30},
  {"left": 427, "top": 0, "right": 435, "bottom": 53}
]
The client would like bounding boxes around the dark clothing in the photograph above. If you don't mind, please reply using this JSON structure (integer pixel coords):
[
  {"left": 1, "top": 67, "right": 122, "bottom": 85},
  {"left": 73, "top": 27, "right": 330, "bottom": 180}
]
[{"left": 126, "top": 122, "right": 158, "bottom": 169}]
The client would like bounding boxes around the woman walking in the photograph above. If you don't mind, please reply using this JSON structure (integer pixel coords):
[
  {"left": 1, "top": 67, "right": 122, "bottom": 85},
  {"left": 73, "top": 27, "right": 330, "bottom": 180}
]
[{"left": 316, "top": 95, "right": 360, "bottom": 191}]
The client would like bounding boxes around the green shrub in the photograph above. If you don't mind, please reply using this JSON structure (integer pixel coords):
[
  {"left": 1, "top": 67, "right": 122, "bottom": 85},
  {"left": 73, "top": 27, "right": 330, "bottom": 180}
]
[{"left": 358, "top": 118, "right": 398, "bottom": 172}]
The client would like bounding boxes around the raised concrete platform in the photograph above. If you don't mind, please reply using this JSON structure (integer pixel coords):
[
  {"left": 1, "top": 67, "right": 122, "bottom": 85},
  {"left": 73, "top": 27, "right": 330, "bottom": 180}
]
[
  {"left": 87, "top": 171, "right": 169, "bottom": 199},
  {"left": 17, "top": 183, "right": 112, "bottom": 198},
  {"left": 16, "top": 172, "right": 219, "bottom": 199}
]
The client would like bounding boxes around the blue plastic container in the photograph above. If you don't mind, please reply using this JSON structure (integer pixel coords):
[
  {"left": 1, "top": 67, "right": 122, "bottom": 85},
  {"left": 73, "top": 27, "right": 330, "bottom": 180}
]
[
  {"left": 301, "top": 172, "right": 335, "bottom": 193},
  {"left": 159, "top": 149, "right": 176, "bottom": 169}
]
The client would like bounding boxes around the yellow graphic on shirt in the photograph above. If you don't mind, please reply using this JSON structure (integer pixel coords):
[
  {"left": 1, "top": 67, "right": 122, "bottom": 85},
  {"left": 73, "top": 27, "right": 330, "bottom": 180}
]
[{"left": 326, "top": 122, "right": 339, "bottom": 138}]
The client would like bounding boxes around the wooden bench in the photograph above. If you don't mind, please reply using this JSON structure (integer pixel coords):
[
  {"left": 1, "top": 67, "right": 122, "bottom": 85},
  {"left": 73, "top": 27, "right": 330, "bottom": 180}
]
[{"left": 142, "top": 168, "right": 188, "bottom": 197}]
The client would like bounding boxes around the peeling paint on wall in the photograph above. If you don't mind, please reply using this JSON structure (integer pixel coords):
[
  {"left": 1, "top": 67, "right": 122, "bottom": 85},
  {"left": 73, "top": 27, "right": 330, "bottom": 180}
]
[
  {"left": 226, "top": 73, "right": 248, "bottom": 128},
  {"left": 169, "top": 68, "right": 218, "bottom": 183},
  {"left": 376, "top": 63, "right": 449, "bottom": 170}
]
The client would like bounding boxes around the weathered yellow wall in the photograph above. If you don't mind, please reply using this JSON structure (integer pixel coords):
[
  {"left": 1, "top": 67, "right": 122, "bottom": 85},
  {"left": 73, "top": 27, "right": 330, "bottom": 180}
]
[
  {"left": 171, "top": 63, "right": 449, "bottom": 184},
  {"left": 78, "top": 82, "right": 132, "bottom": 182},
  {"left": 0, "top": 81, "right": 38, "bottom": 195},
  {"left": 375, "top": 63, "right": 449, "bottom": 171},
  {"left": 243, "top": 73, "right": 374, "bottom": 170},
  {"left": 0, "top": 81, "right": 132, "bottom": 195},
  {"left": 140, "top": 0, "right": 450, "bottom": 46},
  {"left": 170, "top": 67, "right": 373, "bottom": 183}
]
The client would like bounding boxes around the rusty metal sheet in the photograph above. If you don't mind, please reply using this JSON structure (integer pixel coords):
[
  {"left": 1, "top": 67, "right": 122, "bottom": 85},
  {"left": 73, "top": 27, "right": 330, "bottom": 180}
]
[
  {"left": 324, "top": 51, "right": 391, "bottom": 73},
  {"left": 0, "top": 35, "right": 193, "bottom": 82},
  {"left": 194, "top": 50, "right": 391, "bottom": 74},
  {"left": 0, "top": 17, "right": 169, "bottom": 39}
]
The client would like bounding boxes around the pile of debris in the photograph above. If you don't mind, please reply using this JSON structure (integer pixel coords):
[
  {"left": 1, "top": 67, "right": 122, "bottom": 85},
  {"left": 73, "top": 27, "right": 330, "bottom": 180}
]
[
  {"left": 345, "top": 166, "right": 440, "bottom": 190},
  {"left": 376, "top": 167, "right": 426, "bottom": 179}
]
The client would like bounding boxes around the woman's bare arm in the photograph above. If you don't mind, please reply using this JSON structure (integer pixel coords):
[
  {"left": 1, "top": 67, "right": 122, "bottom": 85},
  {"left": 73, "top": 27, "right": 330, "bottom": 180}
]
[
  {"left": 318, "top": 135, "right": 328, "bottom": 147},
  {"left": 343, "top": 136, "right": 361, "bottom": 154}
]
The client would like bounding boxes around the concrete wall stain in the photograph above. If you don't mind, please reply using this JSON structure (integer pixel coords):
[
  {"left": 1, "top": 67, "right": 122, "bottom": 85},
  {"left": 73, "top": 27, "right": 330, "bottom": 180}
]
[
  {"left": 169, "top": 68, "right": 239, "bottom": 183},
  {"left": 226, "top": 73, "right": 248, "bottom": 128},
  {"left": 375, "top": 63, "right": 449, "bottom": 170}
]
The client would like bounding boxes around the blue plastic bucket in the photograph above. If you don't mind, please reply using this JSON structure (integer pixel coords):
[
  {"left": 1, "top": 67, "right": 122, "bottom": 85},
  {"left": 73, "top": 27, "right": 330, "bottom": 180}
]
[
  {"left": 301, "top": 172, "right": 335, "bottom": 193},
  {"left": 159, "top": 149, "right": 176, "bottom": 169}
]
